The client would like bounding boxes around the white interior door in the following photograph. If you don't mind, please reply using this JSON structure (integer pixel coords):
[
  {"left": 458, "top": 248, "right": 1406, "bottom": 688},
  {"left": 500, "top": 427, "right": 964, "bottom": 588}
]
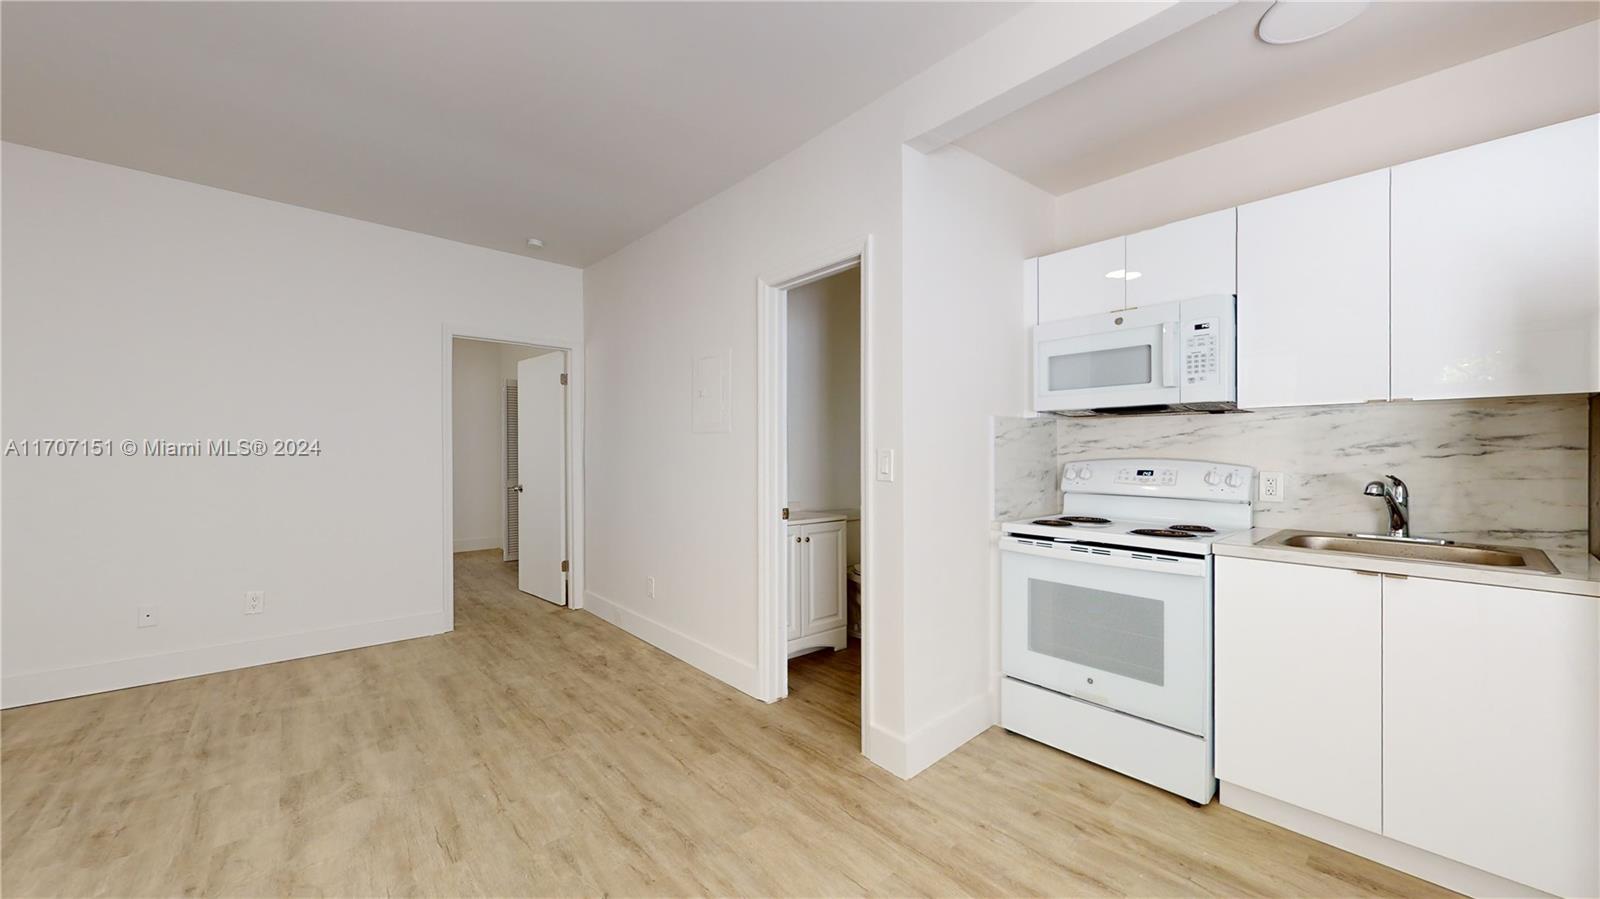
[{"left": 516, "top": 352, "right": 566, "bottom": 604}]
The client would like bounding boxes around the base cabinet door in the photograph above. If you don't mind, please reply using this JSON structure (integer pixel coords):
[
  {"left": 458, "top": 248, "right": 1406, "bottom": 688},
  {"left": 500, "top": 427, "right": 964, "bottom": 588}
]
[
  {"left": 1214, "top": 557, "right": 1382, "bottom": 832},
  {"left": 786, "top": 526, "right": 805, "bottom": 641},
  {"left": 1384, "top": 576, "right": 1599, "bottom": 898},
  {"left": 801, "top": 521, "right": 847, "bottom": 634}
]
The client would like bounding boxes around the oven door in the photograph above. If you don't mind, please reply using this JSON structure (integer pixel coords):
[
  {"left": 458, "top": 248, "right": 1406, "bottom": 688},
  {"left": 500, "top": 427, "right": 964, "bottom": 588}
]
[
  {"left": 1033, "top": 314, "right": 1180, "bottom": 411},
  {"left": 1001, "top": 537, "right": 1209, "bottom": 736}
]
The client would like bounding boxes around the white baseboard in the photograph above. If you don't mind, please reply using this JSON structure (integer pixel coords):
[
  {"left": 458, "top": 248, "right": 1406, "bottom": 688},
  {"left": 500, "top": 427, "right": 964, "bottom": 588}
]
[
  {"left": 868, "top": 688, "right": 998, "bottom": 780},
  {"left": 1220, "top": 783, "right": 1552, "bottom": 898},
  {"left": 453, "top": 536, "right": 501, "bottom": 552},
  {"left": 2, "top": 611, "right": 450, "bottom": 709},
  {"left": 582, "top": 590, "right": 760, "bottom": 699}
]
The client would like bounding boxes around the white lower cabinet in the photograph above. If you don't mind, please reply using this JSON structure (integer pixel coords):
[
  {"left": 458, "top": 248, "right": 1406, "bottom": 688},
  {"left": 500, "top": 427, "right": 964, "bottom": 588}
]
[
  {"left": 787, "top": 519, "right": 847, "bottom": 656},
  {"left": 1214, "top": 557, "right": 1382, "bottom": 832},
  {"left": 1216, "top": 556, "right": 1600, "bottom": 898},
  {"left": 1384, "top": 576, "right": 1599, "bottom": 899}
]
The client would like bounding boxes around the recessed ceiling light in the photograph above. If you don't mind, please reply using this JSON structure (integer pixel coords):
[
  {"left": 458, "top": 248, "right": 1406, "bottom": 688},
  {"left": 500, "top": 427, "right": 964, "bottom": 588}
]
[
  {"left": 1257, "top": 1, "right": 1368, "bottom": 46},
  {"left": 526, "top": 237, "right": 545, "bottom": 249}
]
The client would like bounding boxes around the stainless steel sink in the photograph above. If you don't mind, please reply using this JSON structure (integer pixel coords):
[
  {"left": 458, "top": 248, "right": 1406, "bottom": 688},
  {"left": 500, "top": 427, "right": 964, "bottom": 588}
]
[{"left": 1263, "top": 530, "right": 1559, "bottom": 574}]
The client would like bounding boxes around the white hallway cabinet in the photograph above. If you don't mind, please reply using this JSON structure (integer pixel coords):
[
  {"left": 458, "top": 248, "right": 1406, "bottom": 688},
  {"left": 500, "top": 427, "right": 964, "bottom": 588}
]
[
  {"left": 1215, "top": 556, "right": 1599, "bottom": 898},
  {"left": 786, "top": 517, "right": 847, "bottom": 657}
]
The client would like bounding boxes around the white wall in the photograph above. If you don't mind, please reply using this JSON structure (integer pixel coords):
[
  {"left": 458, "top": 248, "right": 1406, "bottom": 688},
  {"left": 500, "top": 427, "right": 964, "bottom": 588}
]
[
  {"left": 899, "top": 144, "right": 1054, "bottom": 769},
  {"left": 1055, "top": 21, "right": 1600, "bottom": 247},
  {"left": 452, "top": 338, "right": 507, "bottom": 552},
  {"left": 1, "top": 143, "right": 583, "bottom": 707},
  {"left": 582, "top": 1, "right": 1140, "bottom": 777},
  {"left": 786, "top": 267, "right": 860, "bottom": 512}
]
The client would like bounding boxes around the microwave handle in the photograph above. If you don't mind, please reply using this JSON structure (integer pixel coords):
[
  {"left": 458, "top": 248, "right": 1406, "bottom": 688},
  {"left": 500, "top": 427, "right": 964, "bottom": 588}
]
[{"left": 1161, "top": 322, "right": 1179, "bottom": 387}]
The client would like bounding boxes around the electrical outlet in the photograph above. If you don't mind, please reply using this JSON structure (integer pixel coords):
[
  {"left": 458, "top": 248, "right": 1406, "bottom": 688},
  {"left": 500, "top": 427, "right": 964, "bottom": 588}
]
[
  {"left": 244, "top": 591, "right": 265, "bottom": 615},
  {"left": 1259, "top": 471, "right": 1285, "bottom": 503},
  {"left": 137, "top": 605, "right": 158, "bottom": 628},
  {"left": 647, "top": 577, "right": 656, "bottom": 599}
]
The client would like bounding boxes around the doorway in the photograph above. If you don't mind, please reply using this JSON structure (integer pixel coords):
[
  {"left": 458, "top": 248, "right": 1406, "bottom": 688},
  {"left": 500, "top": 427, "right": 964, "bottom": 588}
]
[
  {"left": 757, "top": 238, "right": 873, "bottom": 755},
  {"left": 447, "top": 335, "right": 574, "bottom": 613}
]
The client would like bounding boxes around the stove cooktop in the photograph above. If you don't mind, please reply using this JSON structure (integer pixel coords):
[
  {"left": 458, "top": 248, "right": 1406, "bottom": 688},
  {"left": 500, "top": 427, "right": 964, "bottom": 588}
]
[{"left": 1002, "top": 515, "right": 1247, "bottom": 554}]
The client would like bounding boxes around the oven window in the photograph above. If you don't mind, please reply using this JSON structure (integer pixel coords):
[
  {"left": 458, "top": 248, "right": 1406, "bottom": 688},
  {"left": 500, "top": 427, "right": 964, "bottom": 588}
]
[
  {"left": 1027, "top": 579, "right": 1164, "bottom": 685},
  {"left": 1047, "top": 345, "right": 1152, "bottom": 391}
]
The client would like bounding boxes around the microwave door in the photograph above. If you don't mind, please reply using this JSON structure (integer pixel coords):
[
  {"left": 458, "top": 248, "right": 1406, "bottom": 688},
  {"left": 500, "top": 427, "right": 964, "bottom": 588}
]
[{"left": 1035, "top": 321, "right": 1181, "bottom": 411}]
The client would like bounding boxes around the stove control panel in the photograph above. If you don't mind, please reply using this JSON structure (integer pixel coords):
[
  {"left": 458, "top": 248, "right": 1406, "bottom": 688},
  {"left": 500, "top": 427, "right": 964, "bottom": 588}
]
[{"left": 1063, "top": 458, "right": 1254, "bottom": 503}]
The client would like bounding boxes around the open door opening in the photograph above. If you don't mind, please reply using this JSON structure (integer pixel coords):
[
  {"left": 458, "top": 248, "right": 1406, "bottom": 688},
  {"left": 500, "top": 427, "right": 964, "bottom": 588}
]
[
  {"left": 450, "top": 337, "right": 570, "bottom": 611},
  {"left": 758, "top": 244, "right": 871, "bottom": 760}
]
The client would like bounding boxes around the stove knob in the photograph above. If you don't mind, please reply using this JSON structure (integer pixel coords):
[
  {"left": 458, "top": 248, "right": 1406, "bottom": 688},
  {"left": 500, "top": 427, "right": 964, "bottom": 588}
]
[
  {"left": 1224, "top": 471, "right": 1243, "bottom": 488},
  {"left": 1063, "top": 467, "right": 1078, "bottom": 482},
  {"left": 1203, "top": 469, "right": 1221, "bottom": 486},
  {"left": 1079, "top": 467, "right": 1093, "bottom": 481}
]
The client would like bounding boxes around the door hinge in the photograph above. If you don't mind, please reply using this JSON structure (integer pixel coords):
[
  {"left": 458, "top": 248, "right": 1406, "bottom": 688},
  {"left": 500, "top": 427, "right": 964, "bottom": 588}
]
[
  {"left": 782, "top": 507, "right": 790, "bottom": 520},
  {"left": 559, "top": 373, "right": 568, "bottom": 386},
  {"left": 560, "top": 559, "right": 569, "bottom": 572}
]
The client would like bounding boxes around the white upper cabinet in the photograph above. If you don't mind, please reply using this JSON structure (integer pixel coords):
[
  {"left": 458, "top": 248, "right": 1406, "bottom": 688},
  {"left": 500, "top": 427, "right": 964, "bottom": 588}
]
[
  {"left": 1237, "top": 170, "right": 1391, "bottom": 408},
  {"left": 1125, "top": 208, "right": 1236, "bottom": 308},
  {"left": 1384, "top": 576, "right": 1599, "bottom": 898},
  {"left": 1038, "top": 235, "right": 1125, "bottom": 322},
  {"left": 1391, "top": 114, "right": 1600, "bottom": 400}
]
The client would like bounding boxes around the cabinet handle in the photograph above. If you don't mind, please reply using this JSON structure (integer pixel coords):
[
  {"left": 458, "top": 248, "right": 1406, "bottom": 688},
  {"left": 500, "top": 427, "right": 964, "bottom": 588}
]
[{"left": 1354, "top": 570, "right": 1380, "bottom": 577}]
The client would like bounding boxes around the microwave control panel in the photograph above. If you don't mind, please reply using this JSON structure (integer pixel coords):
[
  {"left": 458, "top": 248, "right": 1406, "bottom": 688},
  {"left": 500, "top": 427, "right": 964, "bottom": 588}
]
[{"left": 1182, "top": 318, "right": 1221, "bottom": 387}]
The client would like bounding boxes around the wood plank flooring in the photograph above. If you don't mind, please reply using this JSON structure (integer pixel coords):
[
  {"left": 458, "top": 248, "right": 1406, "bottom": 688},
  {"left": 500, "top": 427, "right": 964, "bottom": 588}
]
[{"left": 1, "top": 550, "right": 1450, "bottom": 897}]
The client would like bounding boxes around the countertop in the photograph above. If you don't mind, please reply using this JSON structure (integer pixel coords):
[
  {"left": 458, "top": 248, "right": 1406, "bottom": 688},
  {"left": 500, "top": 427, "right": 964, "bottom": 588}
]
[
  {"left": 1213, "top": 528, "right": 1600, "bottom": 598},
  {"left": 787, "top": 509, "right": 855, "bottom": 526}
]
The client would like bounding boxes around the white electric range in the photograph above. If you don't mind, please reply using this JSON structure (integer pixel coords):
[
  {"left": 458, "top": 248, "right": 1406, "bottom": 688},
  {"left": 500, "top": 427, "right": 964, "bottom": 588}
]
[{"left": 999, "top": 457, "right": 1253, "bottom": 804}]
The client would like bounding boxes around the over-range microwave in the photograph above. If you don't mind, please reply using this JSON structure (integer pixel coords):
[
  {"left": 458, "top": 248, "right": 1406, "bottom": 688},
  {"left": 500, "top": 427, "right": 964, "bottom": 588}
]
[{"left": 1033, "top": 294, "right": 1236, "bottom": 415}]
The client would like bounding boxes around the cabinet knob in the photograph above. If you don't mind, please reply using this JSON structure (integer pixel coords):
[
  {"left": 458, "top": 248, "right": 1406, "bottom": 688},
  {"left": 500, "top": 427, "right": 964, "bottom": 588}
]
[
  {"left": 795, "top": 536, "right": 802, "bottom": 543},
  {"left": 804, "top": 536, "right": 811, "bottom": 542}
]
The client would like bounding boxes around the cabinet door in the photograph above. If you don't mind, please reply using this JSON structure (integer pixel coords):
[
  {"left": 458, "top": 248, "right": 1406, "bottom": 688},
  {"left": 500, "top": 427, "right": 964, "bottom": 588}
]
[
  {"left": 1214, "top": 557, "right": 1382, "bottom": 832},
  {"left": 786, "top": 528, "right": 805, "bottom": 640},
  {"left": 1125, "top": 208, "right": 1236, "bottom": 308},
  {"left": 1038, "top": 236, "right": 1125, "bottom": 322},
  {"left": 801, "top": 522, "right": 846, "bottom": 634},
  {"left": 1392, "top": 114, "right": 1599, "bottom": 400},
  {"left": 1384, "top": 576, "right": 1599, "bottom": 898},
  {"left": 1237, "top": 171, "right": 1390, "bottom": 408}
]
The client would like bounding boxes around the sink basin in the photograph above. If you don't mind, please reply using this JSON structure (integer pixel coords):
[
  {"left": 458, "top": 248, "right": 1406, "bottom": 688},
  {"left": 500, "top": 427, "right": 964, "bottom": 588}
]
[{"left": 1265, "top": 531, "right": 1559, "bottom": 574}]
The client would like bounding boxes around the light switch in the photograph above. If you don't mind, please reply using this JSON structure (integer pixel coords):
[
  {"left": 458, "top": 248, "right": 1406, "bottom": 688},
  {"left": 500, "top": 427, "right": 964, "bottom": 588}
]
[{"left": 876, "top": 448, "right": 895, "bottom": 483}]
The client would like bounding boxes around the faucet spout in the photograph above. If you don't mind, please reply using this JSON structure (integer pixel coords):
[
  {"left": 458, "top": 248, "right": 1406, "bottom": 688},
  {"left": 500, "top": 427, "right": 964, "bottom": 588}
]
[{"left": 1362, "top": 475, "right": 1411, "bottom": 538}]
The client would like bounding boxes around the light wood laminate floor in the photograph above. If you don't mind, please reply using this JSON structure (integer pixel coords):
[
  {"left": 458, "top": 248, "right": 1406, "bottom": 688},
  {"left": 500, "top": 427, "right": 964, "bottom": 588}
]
[{"left": 1, "top": 551, "right": 1449, "bottom": 897}]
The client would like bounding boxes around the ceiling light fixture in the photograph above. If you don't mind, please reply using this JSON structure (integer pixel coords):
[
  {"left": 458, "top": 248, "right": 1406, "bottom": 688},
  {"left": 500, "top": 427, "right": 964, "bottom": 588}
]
[
  {"left": 1257, "top": 1, "right": 1368, "bottom": 46},
  {"left": 526, "top": 237, "right": 545, "bottom": 249}
]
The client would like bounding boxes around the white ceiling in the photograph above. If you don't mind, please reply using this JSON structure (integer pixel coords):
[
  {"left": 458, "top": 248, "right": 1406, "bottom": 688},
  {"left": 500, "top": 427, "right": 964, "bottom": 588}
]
[
  {"left": 1, "top": 2, "right": 1025, "bottom": 267},
  {"left": 958, "top": 1, "right": 1600, "bottom": 196}
]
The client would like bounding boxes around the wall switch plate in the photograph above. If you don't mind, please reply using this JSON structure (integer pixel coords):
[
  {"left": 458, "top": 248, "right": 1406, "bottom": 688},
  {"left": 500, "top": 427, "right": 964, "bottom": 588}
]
[
  {"left": 244, "top": 591, "right": 265, "bottom": 615},
  {"left": 876, "top": 448, "right": 895, "bottom": 483},
  {"left": 137, "top": 605, "right": 158, "bottom": 628},
  {"left": 647, "top": 577, "right": 656, "bottom": 599},
  {"left": 1259, "top": 471, "right": 1285, "bottom": 503}
]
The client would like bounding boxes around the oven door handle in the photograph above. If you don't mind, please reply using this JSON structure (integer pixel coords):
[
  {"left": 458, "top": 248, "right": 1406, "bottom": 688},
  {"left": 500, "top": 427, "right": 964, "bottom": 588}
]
[
  {"left": 1000, "top": 536, "right": 1207, "bottom": 577},
  {"left": 1160, "top": 321, "right": 1179, "bottom": 388}
]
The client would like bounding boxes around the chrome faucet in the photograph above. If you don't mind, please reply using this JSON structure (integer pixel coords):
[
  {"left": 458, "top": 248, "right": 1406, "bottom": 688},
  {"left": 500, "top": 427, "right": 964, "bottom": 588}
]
[{"left": 1363, "top": 475, "right": 1411, "bottom": 539}]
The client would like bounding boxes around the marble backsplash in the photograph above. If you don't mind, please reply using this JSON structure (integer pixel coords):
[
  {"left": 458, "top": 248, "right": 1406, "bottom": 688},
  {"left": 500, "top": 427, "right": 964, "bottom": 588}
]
[
  {"left": 992, "top": 416, "right": 1059, "bottom": 520},
  {"left": 996, "top": 396, "right": 1589, "bottom": 552}
]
